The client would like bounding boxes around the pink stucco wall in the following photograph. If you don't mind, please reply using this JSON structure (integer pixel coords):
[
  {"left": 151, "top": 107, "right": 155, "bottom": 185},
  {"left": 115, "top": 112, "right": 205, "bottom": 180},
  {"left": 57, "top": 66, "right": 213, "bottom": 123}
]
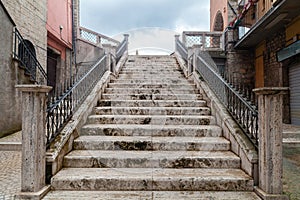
[
  {"left": 210, "top": 0, "right": 228, "bottom": 31},
  {"left": 47, "top": 0, "right": 72, "bottom": 57}
]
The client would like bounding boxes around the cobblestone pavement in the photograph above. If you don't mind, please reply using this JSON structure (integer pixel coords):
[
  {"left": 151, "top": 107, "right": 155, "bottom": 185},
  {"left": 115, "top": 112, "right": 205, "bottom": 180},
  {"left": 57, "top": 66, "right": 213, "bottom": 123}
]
[{"left": 0, "top": 151, "right": 21, "bottom": 200}]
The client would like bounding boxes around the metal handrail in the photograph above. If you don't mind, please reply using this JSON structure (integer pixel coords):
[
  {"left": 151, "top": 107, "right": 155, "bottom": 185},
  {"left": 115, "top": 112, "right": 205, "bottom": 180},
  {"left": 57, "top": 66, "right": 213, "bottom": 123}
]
[
  {"left": 196, "top": 54, "right": 258, "bottom": 147},
  {"left": 175, "top": 39, "right": 258, "bottom": 147},
  {"left": 46, "top": 55, "right": 107, "bottom": 147},
  {"left": 13, "top": 28, "right": 48, "bottom": 84}
]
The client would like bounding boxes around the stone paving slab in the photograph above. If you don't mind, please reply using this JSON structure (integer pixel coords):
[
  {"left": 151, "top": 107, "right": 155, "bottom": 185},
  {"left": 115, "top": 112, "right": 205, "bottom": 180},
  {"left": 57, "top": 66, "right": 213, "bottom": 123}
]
[{"left": 0, "top": 151, "right": 21, "bottom": 200}]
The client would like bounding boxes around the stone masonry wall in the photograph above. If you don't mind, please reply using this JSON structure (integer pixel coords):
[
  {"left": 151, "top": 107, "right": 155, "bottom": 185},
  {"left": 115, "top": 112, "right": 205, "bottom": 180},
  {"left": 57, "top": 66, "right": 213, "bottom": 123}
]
[
  {"left": 0, "top": 0, "right": 47, "bottom": 137},
  {"left": 1, "top": 0, "right": 47, "bottom": 69},
  {"left": 264, "top": 29, "right": 290, "bottom": 123},
  {"left": 0, "top": 3, "right": 21, "bottom": 137},
  {"left": 264, "top": 30, "right": 286, "bottom": 87},
  {"left": 226, "top": 50, "right": 255, "bottom": 90},
  {"left": 225, "top": 29, "right": 255, "bottom": 91}
]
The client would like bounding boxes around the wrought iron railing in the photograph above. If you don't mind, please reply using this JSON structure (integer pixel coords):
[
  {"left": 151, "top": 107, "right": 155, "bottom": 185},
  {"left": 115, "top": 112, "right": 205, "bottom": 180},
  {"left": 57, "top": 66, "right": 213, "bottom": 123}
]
[
  {"left": 13, "top": 28, "right": 48, "bottom": 84},
  {"left": 78, "top": 26, "right": 120, "bottom": 47},
  {"left": 175, "top": 39, "right": 258, "bottom": 147},
  {"left": 182, "top": 31, "right": 224, "bottom": 49},
  {"left": 46, "top": 55, "right": 107, "bottom": 147}
]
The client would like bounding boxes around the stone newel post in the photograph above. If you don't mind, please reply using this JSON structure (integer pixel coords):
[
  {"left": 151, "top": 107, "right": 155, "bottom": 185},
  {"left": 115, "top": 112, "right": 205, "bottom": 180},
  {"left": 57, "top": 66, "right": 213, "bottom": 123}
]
[
  {"left": 253, "top": 87, "right": 288, "bottom": 200},
  {"left": 16, "top": 85, "right": 52, "bottom": 199}
]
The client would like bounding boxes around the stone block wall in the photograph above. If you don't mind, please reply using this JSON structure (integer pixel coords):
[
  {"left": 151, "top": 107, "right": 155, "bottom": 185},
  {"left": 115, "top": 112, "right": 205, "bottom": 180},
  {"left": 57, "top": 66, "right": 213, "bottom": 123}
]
[
  {"left": 264, "top": 29, "right": 290, "bottom": 123},
  {"left": 264, "top": 30, "right": 286, "bottom": 87},
  {"left": 1, "top": 0, "right": 47, "bottom": 69},
  {"left": 226, "top": 50, "right": 255, "bottom": 90},
  {"left": 0, "top": 3, "right": 20, "bottom": 137},
  {"left": 225, "top": 29, "right": 255, "bottom": 91}
]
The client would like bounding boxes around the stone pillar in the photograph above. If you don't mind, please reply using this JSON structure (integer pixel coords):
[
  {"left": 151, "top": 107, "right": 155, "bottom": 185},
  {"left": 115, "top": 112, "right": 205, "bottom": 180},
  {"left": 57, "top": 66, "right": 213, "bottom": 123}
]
[
  {"left": 253, "top": 87, "right": 289, "bottom": 200},
  {"left": 187, "top": 47, "right": 193, "bottom": 76},
  {"left": 16, "top": 85, "right": 52, "bottom": 199},
  {"left": 192, "top": 45, "right": 202, "bottom": 74},
  {"left": 123, "top": 34, "right": 129, "bottom": 51},
  {"left": 103, "top": 44, "right": 116, "bottom": 73},
  {"left": 175, "top": 35, "right": 180, "bottom": 52}
]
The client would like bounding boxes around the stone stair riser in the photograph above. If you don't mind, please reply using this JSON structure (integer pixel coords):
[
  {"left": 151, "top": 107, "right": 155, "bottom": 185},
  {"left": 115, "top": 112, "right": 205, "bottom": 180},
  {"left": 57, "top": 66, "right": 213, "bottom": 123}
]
[
  {"left": 51, "top": 169, "right": 254, "bottom": 191},
  {"left": 108, "top": 83, "right": 196, "bottom": 90},
  {"left": 63, "top": 151, "right": 241, "bottom": 169},
  {"left": 101, "top": 94, "right": 202, "bottom": 101},
  {"left": 81, "top": 125, "right": 222, "bottom": 137},
  {"left": 93, "top": 107, "right": 211, "bottom": 116},
  {"left": 73, "top": 136, "right": 230, "bottom": 151},
  {"left": 98, "top": 100, "right": 207, "bottom": 107},
  {"left": 105, "top": 88, "right": 198, "bottom": 94},
  {"left": 87, "top": 115, "right": 215, "bottom": 125}
]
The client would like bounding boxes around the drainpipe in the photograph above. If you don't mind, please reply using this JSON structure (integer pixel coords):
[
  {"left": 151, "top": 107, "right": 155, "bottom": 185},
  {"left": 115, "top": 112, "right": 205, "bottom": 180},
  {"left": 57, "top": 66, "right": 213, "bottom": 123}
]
[{"left": 71, "top": 0, "right": 77, "bottom": 80}]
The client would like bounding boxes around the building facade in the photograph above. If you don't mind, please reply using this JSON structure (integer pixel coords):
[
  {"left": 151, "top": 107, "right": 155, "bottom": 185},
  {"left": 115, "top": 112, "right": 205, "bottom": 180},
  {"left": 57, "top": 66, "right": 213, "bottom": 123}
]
[
  {"left": 0, "top": 0, "right": 78, "bottom": 137},
  {"left": 234, "top": 0, "right": 300, "bottom": 124},
  {"left": 47, "top": 0, "right": 74, "bottom": 92},
  {"left": 216, "top": 0, "right": 300, "bottom": 124},
  {"left": 210, "top": 0, "right": 238, "bottom": 31}
]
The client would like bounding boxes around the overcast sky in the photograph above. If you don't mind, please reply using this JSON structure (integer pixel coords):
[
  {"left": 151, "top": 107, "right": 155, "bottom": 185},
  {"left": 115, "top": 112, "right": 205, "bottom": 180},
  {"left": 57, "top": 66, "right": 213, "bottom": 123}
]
[
  {"left": 80, "top": 0, "right": 210, "bottom": 36},
  {"left": 80, "top": 0, "right": 210, "bottom": 54}
]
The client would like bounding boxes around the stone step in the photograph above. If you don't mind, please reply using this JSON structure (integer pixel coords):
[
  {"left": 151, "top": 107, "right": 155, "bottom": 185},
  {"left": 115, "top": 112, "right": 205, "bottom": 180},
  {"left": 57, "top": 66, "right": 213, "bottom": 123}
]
[
  {"left": 108, "top": 83, "right": 196, "bottom": 89},
  {"left": 122, "top": 68, "right": 180, "bottom": 72},
  {"left": 43, "top": 191, "right": 262, "bottom": 200},
  {"left": 105, "top": 88, "right": 199, "bottom": 95},
  {"left": 81, "top": 124, "right": 222, "bottom": 137},
  {"left": 94, "top": 106, "right": 211, "bottom": 116},
  {"left": 117, "top": 74, "right": 185, "bottom": 79},
  {"left": 110, "top": 79, "right": 191, "bottom": 84},
  {"left": 51, "top": 168, "right": 254, "bottom": 191},
  {"left": 87, "top": 115, "right": 215, "bottom": 125},
  {"left": 119, "top": 71, "right": 182, "bottom": 75},
  {"left": 120, "top": 69, "right": 183, "bottom": 73},
  {"left": 98, "top": 100, "right": 207, "bottom": 107},
  {"left": 73, "top": 136, "right": 230, "bottom": 151},
  {"left": 101, "top": 93, "right": 202, "bottom": 100},
  {"left": 63, "top": 150, "right": 241, "bottom": 169}
]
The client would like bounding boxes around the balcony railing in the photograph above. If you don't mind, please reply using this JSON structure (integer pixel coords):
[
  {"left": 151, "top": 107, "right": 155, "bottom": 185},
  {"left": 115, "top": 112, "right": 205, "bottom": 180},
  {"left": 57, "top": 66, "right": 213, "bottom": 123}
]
[
  {"left": 182, "top": 31, "right": 224, "bottom": 50},
  {"left": 78, "top": 26, "right": 120, "bottom": 47},
  {"left": 175, "top": 38, "right": 258, "bottom": 147},
  {"left": 13, "top": 28, "right": 48, "bottom": 84}
]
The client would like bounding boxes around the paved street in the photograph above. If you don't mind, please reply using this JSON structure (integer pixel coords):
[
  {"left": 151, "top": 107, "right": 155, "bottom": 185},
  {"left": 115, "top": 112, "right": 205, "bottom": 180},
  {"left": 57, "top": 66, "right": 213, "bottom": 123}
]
[
  {"left": 0, "top": 151, "right": 21, "bottom": 200},
  {"left": 0, "top": 132, "right": 21, "bottom": 200}
]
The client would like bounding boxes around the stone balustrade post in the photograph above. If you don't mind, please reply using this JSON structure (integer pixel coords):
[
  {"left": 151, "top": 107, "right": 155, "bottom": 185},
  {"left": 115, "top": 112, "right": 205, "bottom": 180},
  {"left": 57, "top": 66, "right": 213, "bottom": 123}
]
[
  {"left": 16, "top": 85, "right": 52, "bottom": 199},
  {"left": 103, "top": 44, "right": 116, "bottom": 73},
  {"left": 174, "top": 35, "right": 180, "bottom": 52},
  {"left": 123, "top": 34, "right": 129, "bottom": 51},
  {"left": 253, "top": 87, "right": 289, "bottom": 200},
  {"left": 192, "top": 45, "right": 202, "bottom": 74},
  {"left": 187, "top": 47, "right": 193, "bottom": 76}
]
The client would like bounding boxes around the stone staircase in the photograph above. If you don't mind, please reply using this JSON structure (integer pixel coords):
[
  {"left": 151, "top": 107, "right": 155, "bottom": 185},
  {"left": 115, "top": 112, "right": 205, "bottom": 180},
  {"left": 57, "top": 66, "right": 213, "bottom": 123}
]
[{"left": 44, "top": 55, "right": 260, "bottom": 199}]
